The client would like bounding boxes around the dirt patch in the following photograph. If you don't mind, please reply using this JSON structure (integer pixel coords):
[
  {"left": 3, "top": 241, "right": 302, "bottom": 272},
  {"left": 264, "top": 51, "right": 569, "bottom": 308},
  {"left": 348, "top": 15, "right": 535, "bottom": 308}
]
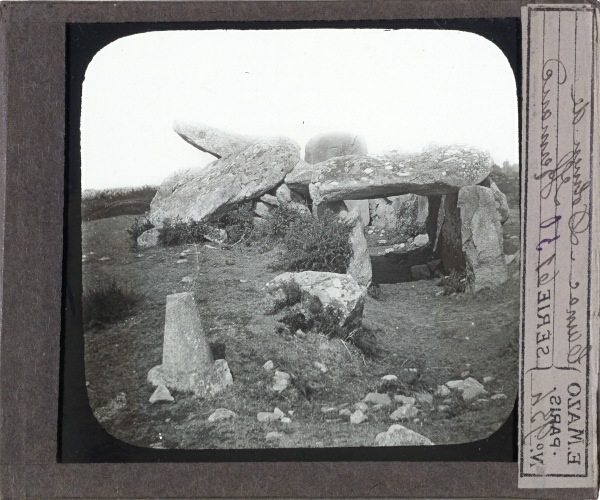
[{"left": 83, "top": 214, "right": 518, "bottom": 450}]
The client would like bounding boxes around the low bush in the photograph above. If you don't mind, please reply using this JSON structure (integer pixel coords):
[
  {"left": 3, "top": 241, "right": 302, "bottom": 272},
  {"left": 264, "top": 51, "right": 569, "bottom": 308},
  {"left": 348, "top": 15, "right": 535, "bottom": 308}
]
[
  {"left": 217, "top": 202, "right": 254, "bottom": 243},
  {"left": 83, "top": 278, "right": 141, "bottom": 328},
  {"left": 282, "top": 301, "right": 379, "bottom": 357},
  {"left": 157, "top": 217, "right": 210, "bottom": 246},
  {"left": 280, "top": 210, "right": 353, "bottom": 274}
]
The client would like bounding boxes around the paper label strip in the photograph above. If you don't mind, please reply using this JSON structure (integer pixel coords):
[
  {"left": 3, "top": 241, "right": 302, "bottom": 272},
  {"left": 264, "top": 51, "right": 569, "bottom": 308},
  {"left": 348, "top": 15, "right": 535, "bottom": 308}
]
[{"left": 519, "top": 4, "right": 598, "bottom": 489}]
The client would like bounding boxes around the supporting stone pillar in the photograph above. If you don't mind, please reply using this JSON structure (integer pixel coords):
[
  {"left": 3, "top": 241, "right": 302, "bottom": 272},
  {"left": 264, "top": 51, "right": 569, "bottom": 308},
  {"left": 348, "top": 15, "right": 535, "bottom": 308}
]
[
  {"left": 439, "top": 193, "right": 466, "bottom": 272},
  {"left": 426, "top": 195, "right": 442, "bottom": 253},
  {"left": 457, "top": 185, "right": 508, "bottom": 292}
]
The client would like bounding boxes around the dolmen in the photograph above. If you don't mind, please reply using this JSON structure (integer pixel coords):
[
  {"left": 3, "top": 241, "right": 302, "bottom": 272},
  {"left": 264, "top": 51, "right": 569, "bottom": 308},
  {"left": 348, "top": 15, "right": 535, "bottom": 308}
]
[
  {"left": 147, "top": 292, "right": 233, "bottom": 398},
  {"left": 145, "top": 121, "right": 510, "bottom": 293}
]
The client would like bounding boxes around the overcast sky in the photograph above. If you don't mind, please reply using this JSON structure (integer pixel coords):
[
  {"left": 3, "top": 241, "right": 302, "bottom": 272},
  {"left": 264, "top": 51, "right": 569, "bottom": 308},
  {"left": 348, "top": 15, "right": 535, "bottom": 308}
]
[{"left": 81, "top": 29, "right": 519, "bottom": 191}]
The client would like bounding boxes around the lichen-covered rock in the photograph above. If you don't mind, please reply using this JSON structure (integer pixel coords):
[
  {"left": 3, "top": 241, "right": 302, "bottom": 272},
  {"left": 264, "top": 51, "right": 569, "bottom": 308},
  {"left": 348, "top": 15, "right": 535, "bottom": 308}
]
[
  {"left": 309, "top": 145, "right": 493, "bottom": 204},
  {"left": 173, "top": 120, "right": 256, "bottom": 159},
  {"left": 149, "top": 136, "right": 300, "bottom": 224},
  {"left": 305, "top": 132, "right": 368, "bottom": 164},
  {"left": 458, "top": 185, "right": 508, "bottom": 292},
  {"left": 265, "top": 271, "right": 365, "bottom": 326}
]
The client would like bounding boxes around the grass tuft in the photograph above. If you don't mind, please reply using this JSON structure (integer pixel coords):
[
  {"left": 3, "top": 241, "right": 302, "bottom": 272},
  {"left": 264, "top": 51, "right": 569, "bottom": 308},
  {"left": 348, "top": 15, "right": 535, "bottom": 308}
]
[{"left": 83, "top": 278, "right": 142, "bottom": 328}]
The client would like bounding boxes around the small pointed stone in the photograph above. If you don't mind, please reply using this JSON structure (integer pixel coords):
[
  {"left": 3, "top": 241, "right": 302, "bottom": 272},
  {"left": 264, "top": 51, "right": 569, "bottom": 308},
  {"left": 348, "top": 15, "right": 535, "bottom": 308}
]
[{"left": 149, "top": 384, "right": 174, "bottom": 404}]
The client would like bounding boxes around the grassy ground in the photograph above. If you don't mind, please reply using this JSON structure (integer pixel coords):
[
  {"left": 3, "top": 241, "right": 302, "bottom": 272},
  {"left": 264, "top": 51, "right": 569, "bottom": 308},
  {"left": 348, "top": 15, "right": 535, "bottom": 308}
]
[{"left": 83, "top": 214, "right": 519, "bottom": 450}]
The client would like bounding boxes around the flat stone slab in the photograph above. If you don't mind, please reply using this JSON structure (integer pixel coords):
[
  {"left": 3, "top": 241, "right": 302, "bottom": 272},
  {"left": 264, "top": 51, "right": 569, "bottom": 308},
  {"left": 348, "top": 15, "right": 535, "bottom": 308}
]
[
  {"left": 308, "top": 145, "right": 493, "bottom": 204},
  {"left": 150, "top": 136, "right": 300, "bottom": 224}
]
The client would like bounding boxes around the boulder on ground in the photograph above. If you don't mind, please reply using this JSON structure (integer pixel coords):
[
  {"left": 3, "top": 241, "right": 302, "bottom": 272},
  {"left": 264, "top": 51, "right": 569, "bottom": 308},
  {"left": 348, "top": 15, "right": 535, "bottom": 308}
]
[
  {"left": 340, "top": 208, "right": 372, "bottom": 287},
  {"left": 309, "top": 145, "right": 493, "bottom": 205},
  {"left": 389, "top": 404, "right": 418, "bottom": 421},
  {"left": 305, "top": 132, "right": 368, "bottom": 164},
  {"left": 149, "top": 136, "right": 300, "bottom": 224},
  {"left": 173, "top": 120, "right": 256, "bottom": 159},
  {"left": 137, "top": 228, "right": 160, "bottom": 249},
  {"left": 265, "top": 271, "right": 365, "bottom": 326},
  {"left": 375, "top": 424, "right": 434, "bottom": 446},
  {"left": 254, "top": 201, "right": 275, "bottom": 218},
  {"left": 457, "top": 185, "right": 508, "bottom": 292}
]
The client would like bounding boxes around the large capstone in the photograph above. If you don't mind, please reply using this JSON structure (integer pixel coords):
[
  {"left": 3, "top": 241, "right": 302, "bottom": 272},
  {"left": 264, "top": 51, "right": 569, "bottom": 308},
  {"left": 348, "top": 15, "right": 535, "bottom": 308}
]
[
  {"left": 173, "top": 120, "right": 257, "bottom": 159},
  {"left": 149, "top": 136, "right": 301, "bottom": 224},
  {"left": 147, "top": 292, "right": 233, "bottom": 397},
  {"left": 458, "top": 185, "right": 508, "bottom": 292},
  {"left": 309, "top": 145, "right": 493, "bottom": 204},
  {"left": 265, "top": 271, "right": 365, "bottom": 326}
]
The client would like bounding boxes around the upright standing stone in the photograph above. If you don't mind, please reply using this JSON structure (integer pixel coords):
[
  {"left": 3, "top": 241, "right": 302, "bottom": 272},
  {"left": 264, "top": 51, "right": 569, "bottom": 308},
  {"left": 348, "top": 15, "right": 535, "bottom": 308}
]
[
  {"left": 457, "top": 185, "right": 508, "bottom": 292},
  {"left": 340, "top": 208, "right": 372, "bottom": 287},
  {"left": 162, "top": 292, "right": 213, "bottom": 372},
  {"left": 147, "top": 292, "right": 234, "bottom": 397}
]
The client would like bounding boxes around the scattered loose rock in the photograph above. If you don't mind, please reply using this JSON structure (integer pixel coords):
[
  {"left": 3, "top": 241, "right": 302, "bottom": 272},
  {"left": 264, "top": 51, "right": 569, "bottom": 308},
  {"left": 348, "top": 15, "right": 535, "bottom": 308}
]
[
  {"left": 350, "top": 409, "right": 367, "bottom": 424},
  {"left": 354, "top": 402, "right": 369, "bottom": 412},
  {"left": 149, "top": 384, "right": 174, "bottom": 404},
  {"left": 389, "top": 404, "right": 419, "bottom": 421},
  {"left": 265, "top": 431, "right": 284, "bottom": 442},
  {"left": 375, "top": 424, "right": 434, "bottom": 446},
  {"left": 208, "top": 408, "right": 237, "bottom": 422},
  {"left": 364, "top": 392, "right": 392, "bottom": 406},
  {"left": 257, "top": 412, "right": 280, "bottom": 423},
  {"left": 314, "top": 361, "right": 328, "bottom": 373},
  {"left": 263, "top": 360, "right": 274, "bottom": 371},
  {"left": 435, "top": 385, "right": 451, "bottom": 398},
  {"left": 394, "top": 395, "right": 416, "bottom": 406}
]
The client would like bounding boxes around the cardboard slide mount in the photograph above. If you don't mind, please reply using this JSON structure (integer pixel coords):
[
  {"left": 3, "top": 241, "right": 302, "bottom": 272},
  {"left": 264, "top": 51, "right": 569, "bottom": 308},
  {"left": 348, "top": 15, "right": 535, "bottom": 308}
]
[{"left": 0, "top": 1, "right": 597, "bottom": 499}]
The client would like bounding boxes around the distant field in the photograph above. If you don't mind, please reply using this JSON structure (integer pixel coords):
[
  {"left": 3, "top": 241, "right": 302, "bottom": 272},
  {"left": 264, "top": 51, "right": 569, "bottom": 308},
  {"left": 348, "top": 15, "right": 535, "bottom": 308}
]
[{"left": 82, "top": 185, "right": 158, "bottom": 221}]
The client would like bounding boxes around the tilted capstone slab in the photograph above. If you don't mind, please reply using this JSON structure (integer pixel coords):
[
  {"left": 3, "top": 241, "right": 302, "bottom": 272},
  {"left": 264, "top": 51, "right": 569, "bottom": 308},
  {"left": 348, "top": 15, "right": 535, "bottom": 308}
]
[
  {"left": 173, "top": 120, "right": 257, "bottom": 159},
  {"left": 149, "top": 135, "right": 301, "bottom": 225}
]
